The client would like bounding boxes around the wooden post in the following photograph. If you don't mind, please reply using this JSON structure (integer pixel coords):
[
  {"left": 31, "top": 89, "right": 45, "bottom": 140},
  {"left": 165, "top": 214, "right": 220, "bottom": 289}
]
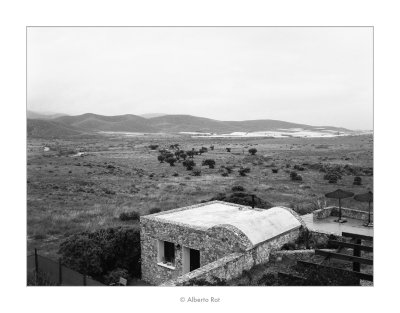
[
  {"left": 58, "top": 258, "right": 62, "bottom": 285},
  {"left": 353, "top": 239, "right": 361, "bottom": 272},
  {"left": 34, "top": 248, "right": 39, "bottom": 274},
  {"left": 83, "top": 274, "right": 87, "bottom": 286}
]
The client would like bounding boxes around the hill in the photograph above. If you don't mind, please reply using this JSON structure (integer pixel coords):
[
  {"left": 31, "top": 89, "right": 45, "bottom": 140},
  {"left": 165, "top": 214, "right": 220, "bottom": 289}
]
[
  {"left": 27, "top": 112, "right": 353, "bottom": 138},
  {"left": 147, "top": 115, "right": 239, "bottom": 133},
  {"left": 27, "top": 119, "right": 85, "bottom": 138},
  {"left": 54, "top": 113, "right": 158, "bottom": 133},
  {"left": 27, "top": 110, "right": 67, "bottom": 120}
]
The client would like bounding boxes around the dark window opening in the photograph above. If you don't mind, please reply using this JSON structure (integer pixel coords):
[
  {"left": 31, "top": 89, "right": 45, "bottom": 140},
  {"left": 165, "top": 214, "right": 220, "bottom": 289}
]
[
  {"left": 190, "top": 248, "right": 200, "bottom": 271},
  {"left": 164, "top": 241, "right": 175, "bottom": 264}
]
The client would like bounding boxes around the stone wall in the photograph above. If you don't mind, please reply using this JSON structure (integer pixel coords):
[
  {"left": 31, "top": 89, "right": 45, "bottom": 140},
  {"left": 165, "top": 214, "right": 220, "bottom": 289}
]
[
  {"left": 160, "top": 227, "right": 301, "bottom": 286},
  {"left": 140, "top": 217, "right": 251, "bottom": 285},
  {"left": 313, "top": 206, "right": 373, "bottom": 222}
]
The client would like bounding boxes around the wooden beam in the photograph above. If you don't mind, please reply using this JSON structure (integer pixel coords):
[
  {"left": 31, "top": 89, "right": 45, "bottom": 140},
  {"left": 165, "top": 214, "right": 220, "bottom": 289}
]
[
  {"left": 315, "top": 249, "right": 373, "bottom": 265},
  {"left": 297, "top": 260, "right": 373, "bottom": 282},
  {"left": 328, "top": 240, "right": 373, "bottom": 252},
  {"left": 342, "top": 232, "right": 373, "bottom": 242}
]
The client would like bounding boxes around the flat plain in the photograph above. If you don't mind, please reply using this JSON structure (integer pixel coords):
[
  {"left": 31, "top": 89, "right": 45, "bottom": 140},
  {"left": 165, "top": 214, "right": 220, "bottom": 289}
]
[{"left": 27, "top": 134, "right": 373, "bottom": 258}]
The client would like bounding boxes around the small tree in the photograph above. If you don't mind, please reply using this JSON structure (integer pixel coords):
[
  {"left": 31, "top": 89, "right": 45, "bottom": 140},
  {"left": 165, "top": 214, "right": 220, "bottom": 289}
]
[
  {"left": 248, "top": 148, "right": 257, "bottom": 155},
  {"left": 157, "top": 155, "right": 165, "bottom": 163},
  {"left": 165, "top": 157, "right": 177, "bottom": 166},
  {"left": 202, "top": 159, "right": 216, "bottom": 169},
  {"left": 210, "top": 145, "right": 214, "bottom": 151},
  {"left": 183, "top": 159, "right": 196, "bottom": 170}
]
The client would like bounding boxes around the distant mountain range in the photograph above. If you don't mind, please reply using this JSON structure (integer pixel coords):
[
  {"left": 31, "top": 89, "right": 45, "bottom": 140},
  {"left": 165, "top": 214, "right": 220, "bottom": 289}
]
[{"left": 27, "top": 111, "right": 352, "bottom": 138}]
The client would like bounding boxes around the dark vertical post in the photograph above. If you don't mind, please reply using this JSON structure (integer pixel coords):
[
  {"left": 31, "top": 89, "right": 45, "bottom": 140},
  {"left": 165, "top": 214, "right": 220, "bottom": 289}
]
[
  {"left": 368, "top": 201, "right": 371, "bottom": 225},
  {"left": 251, "top": 195, "right": 255, "bottom": 208},
  {"left": 34, "top": 248, "right": 39, "bottom": 274},
  {"left": 58, "top": 258, "right": 62, "bottom": 285},
  {"left": 338, "top": 198, "right": 342, "bottom": 221},
  {"left": 83, "top": 274, "right": 87, "bottom": 286},
  {"left": 353, "top": 239, "right": 361, "bottom": 272}
]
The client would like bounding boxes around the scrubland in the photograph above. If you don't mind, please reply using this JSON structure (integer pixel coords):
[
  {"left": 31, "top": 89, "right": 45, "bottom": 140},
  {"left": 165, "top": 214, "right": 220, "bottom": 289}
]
[{"left": 27, "top": 134, "right": 373, "bottom": 258}]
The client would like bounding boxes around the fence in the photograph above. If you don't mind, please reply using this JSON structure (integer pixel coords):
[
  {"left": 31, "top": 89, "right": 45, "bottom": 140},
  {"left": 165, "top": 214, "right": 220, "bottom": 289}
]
[{"left": 27, "top": 249, "right": 105, "bottom": 286}]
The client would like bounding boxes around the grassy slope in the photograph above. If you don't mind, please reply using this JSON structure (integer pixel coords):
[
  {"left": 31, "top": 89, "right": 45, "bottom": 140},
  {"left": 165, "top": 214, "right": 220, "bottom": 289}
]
[{"left": 27, "top": 134, "right": 373, "bottom": 258}]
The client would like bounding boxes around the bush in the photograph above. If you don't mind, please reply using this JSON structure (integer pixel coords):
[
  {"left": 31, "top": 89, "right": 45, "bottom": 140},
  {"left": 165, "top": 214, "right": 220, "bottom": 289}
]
[
  {"left": 239, "top": 167, "right": 251, "bottom": 176},
  {"left": 210, "top": 145, "right": 214, "bottom": 151},
  {"left": 183, "top": 159, "right": 196, "bottom": 170},
  {"left": 186, "top": 150, "right": 195, "bottom": 158},
  {"left": 199, "top": 147, "right": 208, "bottom": 154},
  {"left": 209, "top": 192, "right": 273, "bottom": 209},
  {"left": 294, "top": 165, "right": 305, "bottom": 171},
  {"left": 59, "top": 227, "right": 141, "bottom": 281},
  {"left": 105, "top": 268, "right": 130, "bottom": 285},
  {"left": 272, "top": 168, "right": 279, "bottom": 173},
  {"left": 119, "top": 211, "right": 140, "bottom": 221},
  {"left": 248, "top": 148, "right": 257, "bottom": 155},
  {"left": 192, "top": 168, "right": 201, "bottom": 176},
  {"left": 149, "top": 208, "right": 162, "bottom": 214},
  {"left": 202, "top": 159, "right": 216, "bottom": 169},
  {"left": 165, "top": 157, "right": 177, "bottom": 166},
  {"left": 226, "top": 148, "right": 231, "bottom": 152},
  {"left": 148, "top": 144, "right": 159, "bottom": 150},
  {"left": 231, "top": 185, "right": 245, "bottom": 192}
]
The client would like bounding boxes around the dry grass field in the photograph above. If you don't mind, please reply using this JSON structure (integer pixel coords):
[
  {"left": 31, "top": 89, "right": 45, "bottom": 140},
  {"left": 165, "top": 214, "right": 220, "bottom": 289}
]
[{"left": 27, "top": 134, "right": 373, "bottom": 258}]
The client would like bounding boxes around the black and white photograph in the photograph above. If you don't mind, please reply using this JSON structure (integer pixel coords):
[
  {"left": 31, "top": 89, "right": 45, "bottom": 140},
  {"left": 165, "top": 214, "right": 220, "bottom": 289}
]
[
  {"left": 26, "top": 26, "right": 374, "bottom": 287},
  {"left": 4, "top": 0, "right": 400, "bottom": 310}
]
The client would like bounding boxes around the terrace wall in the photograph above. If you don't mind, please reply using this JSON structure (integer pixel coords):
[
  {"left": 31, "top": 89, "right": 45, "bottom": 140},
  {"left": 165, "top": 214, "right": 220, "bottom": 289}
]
[{"left": 313, "top": 206, "right": 373, "bottom": 222}]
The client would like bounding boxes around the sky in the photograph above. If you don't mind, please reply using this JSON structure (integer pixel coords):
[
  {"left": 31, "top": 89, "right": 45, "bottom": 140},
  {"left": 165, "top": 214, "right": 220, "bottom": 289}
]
[{"left": 27, "top": 27, "right": 373, "bottom": 130}]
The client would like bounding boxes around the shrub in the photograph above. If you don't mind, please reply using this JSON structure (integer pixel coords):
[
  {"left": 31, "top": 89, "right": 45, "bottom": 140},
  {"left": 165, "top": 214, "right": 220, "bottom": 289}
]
[
  {"left": 353, "top": 176, "right": 362, "bottom": 185},
  {"left": 226, "top": 148, "right": 231, "bottom": 152},
  {"left": 248, "top": 148, "right": 257, "bottom": 155},
  {"left": 186, "top": 150, "right": 195, "bottom": 158},
  {"left": 232, "top": 185, "right": 245, "bottom": 192},
  {"left": 202, "top": 159, "right": 216, "bottom": 169},
  {"left": 165, "top": 157, "right": 177, "bottom": 166},
  {"left": 59, "top": 227, "right": 141, "bottom": 280},
  {"left": 239, "top": 167, "right": 251, "bottom": 176},
  {"left": 172, "top": 172, "right": 179, "bottom": 177},
  {"left": 272, "top": 168, "right": 279, "bottom": 173},
  {"left": 183, "top": 159, "right": 196, "bottom": 170},
  {"left": 209, "top": 192, "right": 273, "bottom": 209},
  {"left": 105, "top": 268, "right": 130, "bottom": 285},
  {"left": 199, "top": 147, "right": 208, "bottom": 154},
  {"left": 149, "top": 208, "right": 162, "bottom": 214},
  {"left": 192, "top": 168, "right": 201, "bottom": 176},
  {"left": 148, "top": 144, "right": 159, "bottom": 150},
  {"left": 119, "top": 211, "right": 140, "bottom": 221},
  {"left": 294, "top": 165, "right": 305, "bottom": 171},
  {"left": 210, "top": 145, "right": 214, "bottom": 151}
]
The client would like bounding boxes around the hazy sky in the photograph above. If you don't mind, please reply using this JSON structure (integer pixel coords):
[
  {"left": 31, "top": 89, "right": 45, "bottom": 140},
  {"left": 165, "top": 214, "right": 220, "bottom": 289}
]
[{"left": 27, "top": 27, "right": 373, "bottom": 129}]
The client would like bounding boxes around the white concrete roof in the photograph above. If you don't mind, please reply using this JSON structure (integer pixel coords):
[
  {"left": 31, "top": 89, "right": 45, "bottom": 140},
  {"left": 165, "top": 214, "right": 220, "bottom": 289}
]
[{"left": 155, "top": 202, "right": 301, "bottom": 245}]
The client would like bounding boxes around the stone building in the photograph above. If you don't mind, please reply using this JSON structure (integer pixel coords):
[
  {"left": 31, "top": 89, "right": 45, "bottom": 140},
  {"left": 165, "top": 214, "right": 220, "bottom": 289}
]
[{"left": 140, "top": 200, "right": 304, "bottom": 285}]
